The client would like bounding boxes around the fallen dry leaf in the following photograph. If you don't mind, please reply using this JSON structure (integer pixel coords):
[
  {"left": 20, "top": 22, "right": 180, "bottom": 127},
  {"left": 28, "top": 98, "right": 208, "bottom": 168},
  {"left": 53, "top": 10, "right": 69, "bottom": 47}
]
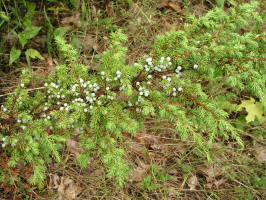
[
  {"left": 201, "top": 164, "right": 223, "bottom": 182},
  {"left": 58, "top": 176, "right": 81, "bottom": 200},
  {"left": 158, "top": 0, "right": 182, "bottom": 13},
  {"left": 199, "top": 164, "right": 224, "bottom": 188},
  {"left": 91, "top": 169, "right": 104, "bottom": 177},
  {"left": 66, "top": 139, "right": 83, "bottom": 156},
  {"left": 129, "top": 161, "right": 150, "bottom": 183},
  {"left": 135, "top": 131, "right": 159, "bottom": 146},
  {"left": 127, "top": 141, "right": 147, "bottom": 155},
  {"left": 167, "top": 168, "right": 178, "bottom": 175},
  {"left": 214, "top": 178, "right": 227, "bottom": 188},
  {"left": 82, "top": 35, "right": 96, "bottom": 51},
  {"left": 158, "top": 0, "right": 169, "bottom": 8},
  {"left": 255, "top": 146, "right": 266, "bottom": 163},
  {"left": 206, "top": 178, "right": 227, "bottom": 189},
  {"left": 46, "top": 56, "right": 54, "bottom": 67},
  {"left": 168, "top": 1, "right": 182, "bottom": 12},
  {"left": 45, "top": 55, "right": 57, "bottom": 74},
  {"left": 61, "top": 13, "right": 82, "bottom": 29},
  {"left": 150, "top": 143, "right": 168, "bottom": 153},
  {"left": 51, "top": 174, "right": 60, "bottom": 189},
  {"left": 187, "top": 175, "right": 198, "bottom": 190}
]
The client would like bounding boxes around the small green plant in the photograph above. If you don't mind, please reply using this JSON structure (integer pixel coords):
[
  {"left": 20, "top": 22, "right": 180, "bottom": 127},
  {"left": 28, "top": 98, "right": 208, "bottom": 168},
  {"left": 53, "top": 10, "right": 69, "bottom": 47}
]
[
  {"left": 141, "top": 164, "right": 172, "bottom": 191},
  {"left": 7, "top": 2, "right": 44, "bottom": 66},
  {"left": 0, "top": 1, "right": 265, "bottom": 190}
]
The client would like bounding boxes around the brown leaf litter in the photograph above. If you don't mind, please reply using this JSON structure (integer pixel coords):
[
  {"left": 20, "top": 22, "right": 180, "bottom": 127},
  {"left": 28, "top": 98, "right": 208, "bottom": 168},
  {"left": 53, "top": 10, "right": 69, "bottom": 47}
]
[
  {"left": 61, "top": 13, "right": 82, "bottom": 30},
  {"left": 199, "top": 163, "right": 226, "bottom": 189},
  {"left": 66, "top": 139, "right": 83, "bottom": 156},
  {"left": 129, "top": 161, "right": 150, "bottom": 183},
  {"left": 57, "top": 176, "right": 81, "bottom": 200},
  {"left": 187, "top": 175, "right": 198, "bottom": 190},
  {"left": 255, "top": 145, "right": 266, "bottom": 163},
  {"left": 158, "top": 0, "right": 182, "bottom": 13}
]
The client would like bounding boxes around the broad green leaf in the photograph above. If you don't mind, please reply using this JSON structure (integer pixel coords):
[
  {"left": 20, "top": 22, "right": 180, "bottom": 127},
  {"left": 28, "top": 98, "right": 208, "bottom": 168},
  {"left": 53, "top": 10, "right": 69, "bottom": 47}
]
[
  {"left": 18, "top": 25, "right": 42, "bottom": 48},
  {"left": 22, "top": 3, "right": 36, "bottom": 27},
  {"left": 239, "top": 98, "right": 265, "bottom": 123},
  {"left": 25, "top": 49, "right": 44, "bottom": 60},
  {"left": 9, "top": 47, "right": 21, "bottom": 65},
  {"left": 24, "top": 2, "right": 35, "bottom": 22},
  {"left": 54, "top": 27, "right": 67, "bottom": 37},
  {"left": 18, "top": 33, "right": 28, "bottom": 48},
  {"left": 23, "top": 26, "right": 42, "bottom": 40},
  {"left": 25, "top": 48, "right": 44, "bottom": 66}
]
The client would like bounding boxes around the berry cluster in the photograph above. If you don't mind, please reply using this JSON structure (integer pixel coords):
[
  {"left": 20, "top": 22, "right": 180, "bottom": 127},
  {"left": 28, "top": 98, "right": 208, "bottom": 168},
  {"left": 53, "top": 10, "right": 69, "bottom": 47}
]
[
  {"left": 0, "top": 54, "right": 196, "bottom": 150},
  {"left": 1, "top": 136, "right": 18, "bottom": 148},
  {"left": 1, "top": 137, "right": 7, "bottom": 148},
  {"left": 100, "top": 70, "right": 122, "bottom": 82},
  {"left": 144, "top": 56, "right": 172, "bottom": 73},
  {"left": 175, "top": 66, "right": 182, "bottom": 78},
  {"left": 1, "top": 105, "right": 7, "bottom": 112}
]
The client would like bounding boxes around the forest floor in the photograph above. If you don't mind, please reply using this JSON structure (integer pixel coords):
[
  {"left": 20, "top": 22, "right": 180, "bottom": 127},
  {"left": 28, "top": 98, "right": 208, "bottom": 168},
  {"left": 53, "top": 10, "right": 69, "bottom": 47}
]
[{"left": 0, "top": 0, "right": 265, "bottom": 199}]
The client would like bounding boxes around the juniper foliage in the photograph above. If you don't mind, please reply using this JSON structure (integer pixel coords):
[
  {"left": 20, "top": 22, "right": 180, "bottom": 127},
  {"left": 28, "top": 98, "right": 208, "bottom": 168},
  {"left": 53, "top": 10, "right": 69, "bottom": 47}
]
[{"left": 0, "top": 1, "right": 265, "bottom": 188}]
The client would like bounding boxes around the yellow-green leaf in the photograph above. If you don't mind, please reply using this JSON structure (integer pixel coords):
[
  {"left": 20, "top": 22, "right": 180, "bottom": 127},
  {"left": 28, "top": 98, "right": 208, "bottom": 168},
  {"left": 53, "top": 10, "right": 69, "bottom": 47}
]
[
  {"left": 25, "top": 48, "right": 44, "bottom": 60},
  {"left": 9, "top": 47, "right": 21, "bottom": 65},
  {"left": 239, "top": 98, "right": 265, "bottom": 123},
  {"left": 25, "top": 48, "right": 44, "bottom": 66}
]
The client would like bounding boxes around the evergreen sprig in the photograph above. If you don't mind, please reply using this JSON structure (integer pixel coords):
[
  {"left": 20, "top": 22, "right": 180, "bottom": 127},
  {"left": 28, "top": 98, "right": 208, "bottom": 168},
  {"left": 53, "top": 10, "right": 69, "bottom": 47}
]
[{"left": 0, "top": 1, "right": 265, "bottom": 188}]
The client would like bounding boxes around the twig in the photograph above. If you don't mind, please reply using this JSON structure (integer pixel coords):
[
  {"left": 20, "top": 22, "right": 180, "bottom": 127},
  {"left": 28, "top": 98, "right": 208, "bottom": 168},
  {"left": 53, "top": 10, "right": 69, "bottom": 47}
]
[
  {"left": 230, "top": 62, "right": 253, "bottom": 81},
  {"left": 0, "top": 87, "right": 45, "bottom": 98},
  {"left": 182, "top": 92, "right": 219, "bottom": 121},
  {"left": 211, "top": 15, "right": 238, "bottom": 39}
]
